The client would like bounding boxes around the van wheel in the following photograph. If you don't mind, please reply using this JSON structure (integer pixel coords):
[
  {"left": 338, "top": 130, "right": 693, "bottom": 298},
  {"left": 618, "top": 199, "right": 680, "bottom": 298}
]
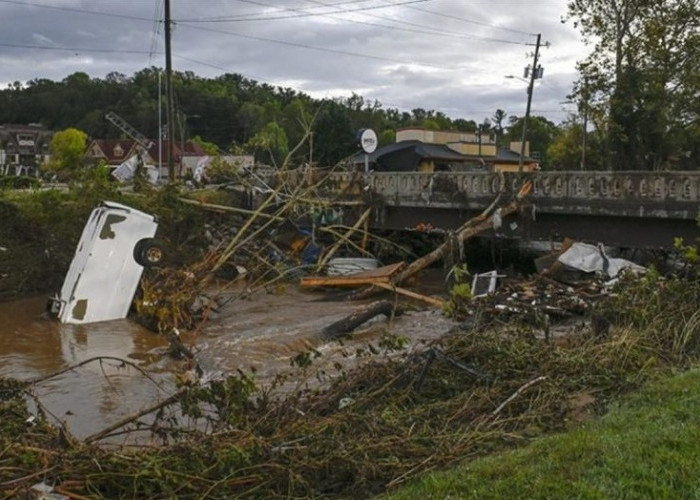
[{"left": 134, "top": 238, "right": 164, "bottom": 267}]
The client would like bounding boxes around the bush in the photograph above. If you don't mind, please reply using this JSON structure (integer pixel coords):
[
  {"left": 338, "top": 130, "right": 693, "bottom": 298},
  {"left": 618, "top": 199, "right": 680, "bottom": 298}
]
[{"left": 0, "top": 175, "right": 41, "bottom": 190}]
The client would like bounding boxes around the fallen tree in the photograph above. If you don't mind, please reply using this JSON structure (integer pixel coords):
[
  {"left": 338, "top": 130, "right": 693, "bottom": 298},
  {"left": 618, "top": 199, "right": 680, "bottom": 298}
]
[
  {"left": 321, "top": 299, "right": 403, "bottom": 338},
  {"left": 349, "top": 177, "right": 532, "bottom": 301}
]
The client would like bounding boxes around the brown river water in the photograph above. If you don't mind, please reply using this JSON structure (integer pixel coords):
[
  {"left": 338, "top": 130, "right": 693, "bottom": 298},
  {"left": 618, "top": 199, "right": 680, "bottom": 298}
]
[{"left": 1, "top": 277, "right": 455, "bottom": 441}]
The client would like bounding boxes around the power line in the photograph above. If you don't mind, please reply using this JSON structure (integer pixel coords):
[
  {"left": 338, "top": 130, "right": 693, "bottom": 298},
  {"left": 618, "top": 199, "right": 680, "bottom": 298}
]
[
  {"left": 175, "top": 54, "right": 292, "bottom": 87},
  {"left": 148, "top": 0, "right": 164, "bottom": 65},
  {"left": 179, "top": 0, "right": 526, "bottom": 46},
  {"left": 0, "top": 0, "right": 154, "bottom": 22},
  {"left": 405, "top": 4, "right": 534, "bottom": 36},
  {"left": 179, "top": 0, "right": 431, "bottom": 23},
  {"left": 0, "top": 41, "right": 153, "bottom": 55},
  {"left": 177, "top": 0, "right": 372, "bottom": 21},
  {"left": 177, "top": 22, "right": 447, "bottom": 69},
  {"left": 296, "top": 0, "right": 526, "bottom": 45}
]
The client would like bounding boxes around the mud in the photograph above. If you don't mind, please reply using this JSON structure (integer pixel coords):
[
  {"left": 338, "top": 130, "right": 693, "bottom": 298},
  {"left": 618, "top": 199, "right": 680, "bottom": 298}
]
[{"left": 0, "top": 277, "right": 455, "bottom": 439}]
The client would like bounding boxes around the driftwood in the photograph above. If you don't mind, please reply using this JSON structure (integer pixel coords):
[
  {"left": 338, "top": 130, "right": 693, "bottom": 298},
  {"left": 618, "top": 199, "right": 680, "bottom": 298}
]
[
  {"left": 322, "top": 300, "right": 402, "bottom": 338},
  {"left": 84, "top": 389, "right": 187, "bottom": 444},
  {"left": 300, "top": 262, "right": 405, "bottom": 288},
  {"left": 373, "top": 282, "right": 445, "bottom": 308},
  {"left": 490, "top": 375, "right": 547, "bottom": 418},
  {"left": 395, "top": 182, "right": 531, "bottom": 285},
  {"left": 349, "top": 179, "right": 532, "bottom": 301},
  {"left": 316, "top": 207, "right": 372, "bottom": 270}
]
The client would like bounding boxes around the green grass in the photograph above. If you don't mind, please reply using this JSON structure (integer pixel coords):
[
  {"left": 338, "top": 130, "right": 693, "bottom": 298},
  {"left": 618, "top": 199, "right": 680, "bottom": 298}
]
[{"left": 386, "top": 369, "right": 700, "bottom": 499}]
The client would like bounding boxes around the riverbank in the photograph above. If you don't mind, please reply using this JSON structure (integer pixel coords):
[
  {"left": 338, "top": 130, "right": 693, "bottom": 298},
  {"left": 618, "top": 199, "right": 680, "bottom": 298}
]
[
  {"left": 3, "top": 268, "right": 700, "bottom": 498},
  {"left": 387, "top": 367, "right": 700, "bottom": 499},
  {"left": 2, "top": 178, "right": 699, "bottom": 498}
]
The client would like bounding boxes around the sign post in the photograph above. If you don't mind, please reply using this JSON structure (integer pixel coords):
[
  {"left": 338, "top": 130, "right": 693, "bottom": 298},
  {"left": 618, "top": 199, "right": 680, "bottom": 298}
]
[{"left": 358, "top": 128, "right": 378, "bottom": 173}]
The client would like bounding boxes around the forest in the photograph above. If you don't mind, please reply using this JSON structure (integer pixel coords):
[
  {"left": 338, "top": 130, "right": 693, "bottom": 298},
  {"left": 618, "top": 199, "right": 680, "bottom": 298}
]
[{"left": 0, "top": 67, "right": 548, "bottom": 169}]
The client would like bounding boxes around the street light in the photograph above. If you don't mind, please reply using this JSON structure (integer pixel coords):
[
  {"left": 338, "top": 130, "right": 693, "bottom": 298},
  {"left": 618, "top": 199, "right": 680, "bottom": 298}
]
[{"left": 505, "top": 75, "right": 528, "bottom": 83}]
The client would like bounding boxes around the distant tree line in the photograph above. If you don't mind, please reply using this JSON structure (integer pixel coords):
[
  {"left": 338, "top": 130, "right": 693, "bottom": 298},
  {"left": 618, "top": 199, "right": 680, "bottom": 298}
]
[{"left": 0, "top": 68, "right": 529, "bottom": 168}]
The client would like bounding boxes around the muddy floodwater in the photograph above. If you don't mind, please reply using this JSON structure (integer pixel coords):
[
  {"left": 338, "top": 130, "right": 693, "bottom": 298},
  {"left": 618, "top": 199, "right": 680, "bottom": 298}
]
[{"left": 1, "top": 278, "right": 455, "bottom": 440}]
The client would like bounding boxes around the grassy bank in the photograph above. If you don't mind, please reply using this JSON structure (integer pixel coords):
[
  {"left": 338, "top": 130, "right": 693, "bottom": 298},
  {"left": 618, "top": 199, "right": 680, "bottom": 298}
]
[{"left": 387, "top": 367, "right": 700, "bottom": 499}]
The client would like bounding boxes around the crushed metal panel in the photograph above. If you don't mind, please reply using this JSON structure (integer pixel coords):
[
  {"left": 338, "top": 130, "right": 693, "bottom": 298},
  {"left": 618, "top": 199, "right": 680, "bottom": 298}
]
[{"left": 557, "top": 242, "right": 647, "bottom": 278}]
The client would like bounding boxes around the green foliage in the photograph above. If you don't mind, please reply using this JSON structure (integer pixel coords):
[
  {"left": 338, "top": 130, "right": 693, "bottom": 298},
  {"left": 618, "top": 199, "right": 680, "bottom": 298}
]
[
  {"left": 546, "top": 116, "right": 605, "bottom": 170},
  {"left": 246, "top": 121, "right": 289, "bottom": 167},
  {"left": 200, "top": 155, "right": 244, "bottom": 183},
  {"left": 674, "top": 236, "right": 699, "bottom": 264},
  {"left": 566, "top": 0, "right": 700, "bottom": 170},
  {"left": 444, "top": 264, "right": 473, "bottom": 318},
  {"left": 179, "top": 371, "right": 257, "bottom": 429},
  {"left": 505, "top": 115, "right": 560, "bottom": 167},
  {"left": 379, "top": 128, "right": 396, "bottom": 146},
  {"left": 0, "top": 175, "right": 41, "bottom": 189},
  {"left": 47, "top": 127, "right": 88, "bottom": 174},
  {"left": 190, "top": 135, "right": 219, "bottom": 155}
]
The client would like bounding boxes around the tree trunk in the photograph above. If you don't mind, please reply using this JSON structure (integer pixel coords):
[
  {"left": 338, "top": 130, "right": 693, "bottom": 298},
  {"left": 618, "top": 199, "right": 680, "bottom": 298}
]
[{"left": 322, "top": 300, "right": 401, "bottom": 338}]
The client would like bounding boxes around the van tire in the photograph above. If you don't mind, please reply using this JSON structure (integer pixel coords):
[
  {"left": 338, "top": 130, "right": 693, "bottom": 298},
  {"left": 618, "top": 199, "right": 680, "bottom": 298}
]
[{"left": 134, "top": 238, "right": 164, "bottom": 267}]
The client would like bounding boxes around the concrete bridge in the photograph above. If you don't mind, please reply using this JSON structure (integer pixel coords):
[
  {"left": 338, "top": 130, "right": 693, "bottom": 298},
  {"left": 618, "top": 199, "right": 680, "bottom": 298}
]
[{"left": 320, "top": 171, "right": 700, "bottom": 249}]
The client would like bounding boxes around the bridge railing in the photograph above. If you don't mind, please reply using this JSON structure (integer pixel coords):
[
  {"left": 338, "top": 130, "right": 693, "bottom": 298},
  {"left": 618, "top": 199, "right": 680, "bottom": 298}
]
[
  {"left": 323, "top": 170, "right": 700, "bottom": 203},
  {"left": 318, "top": 170, "right": 700, "bottom": 220},
  {"left": 525, "top": 171, "right": 700, "bottom": 202}
]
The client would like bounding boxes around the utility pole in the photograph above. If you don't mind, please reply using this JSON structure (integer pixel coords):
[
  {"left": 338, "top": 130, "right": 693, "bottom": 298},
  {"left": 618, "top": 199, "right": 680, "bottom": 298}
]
[
  {"left": 580, "top": 76, "right": 588, "bottom": 170},
  {"left": 518, "top": 33, "right": 542, "bottom": 173},
  {"left": 164, "top": 0, "right": 176, "bottom": 181}
]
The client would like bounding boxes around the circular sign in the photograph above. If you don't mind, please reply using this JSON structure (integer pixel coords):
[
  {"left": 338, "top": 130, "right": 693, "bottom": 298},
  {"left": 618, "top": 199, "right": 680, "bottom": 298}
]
[{"left": 358, "top": 128, "right": 378, "bottom": 154}]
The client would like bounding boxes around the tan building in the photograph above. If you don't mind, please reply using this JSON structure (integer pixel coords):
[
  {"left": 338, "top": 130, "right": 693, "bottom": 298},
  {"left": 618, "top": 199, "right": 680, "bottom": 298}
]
[{"left": 396, "top": 127, "right": 538, "bottom": 172}]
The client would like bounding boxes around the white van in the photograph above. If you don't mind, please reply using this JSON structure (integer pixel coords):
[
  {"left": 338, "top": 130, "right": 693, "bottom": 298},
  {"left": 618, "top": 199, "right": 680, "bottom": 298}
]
[{"left": 46, "top": 201, "right": 163, "bottom": 324}]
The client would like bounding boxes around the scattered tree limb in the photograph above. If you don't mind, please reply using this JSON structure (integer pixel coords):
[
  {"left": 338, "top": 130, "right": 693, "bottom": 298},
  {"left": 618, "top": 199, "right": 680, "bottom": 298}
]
[
  {"left": 178, "top": 197, "right": 284, "bottom": 220},
  {"left": 490, "top": 375, "right": 547, "bottom": 419},
  {"left": 373, "top": 282, "right": 445, "bottom": 308},
  {"left": 316, "top": 207, "right": 372, "bottom": 271},
  {"left": 322, "top": 300, "right": 402, "bottom": 338},
  {"left": 27, "top": 356, "right": 168, "bottom": 392},
  {"left": 84, "top": 389, "right": 188, "bottom": 444},
  {"left": 347, "top": 178, "right": 531, "bottom": 301}
]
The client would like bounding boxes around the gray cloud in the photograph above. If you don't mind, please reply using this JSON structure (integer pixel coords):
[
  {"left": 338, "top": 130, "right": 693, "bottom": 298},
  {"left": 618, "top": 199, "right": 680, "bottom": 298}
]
[{"left": 0, "top": 0, "right": 589, "bottom": 124}]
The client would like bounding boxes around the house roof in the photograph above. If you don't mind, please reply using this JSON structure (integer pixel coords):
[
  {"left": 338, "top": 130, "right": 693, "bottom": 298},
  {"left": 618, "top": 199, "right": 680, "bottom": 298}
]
[
  {"left": 350, "top": 139, "right": 464, "bottom": 163},
  {"left": 495, "top": 147, "right": 527, "bottom": 164},
  {"left": 85, "top": 139, "right": 139, "bottom": 165},
  {"left": 349, "top": 140, "right": 485, "bottom": 171},
  {"left": 86, "top": 139, "right": 205, "bottom": 165}
]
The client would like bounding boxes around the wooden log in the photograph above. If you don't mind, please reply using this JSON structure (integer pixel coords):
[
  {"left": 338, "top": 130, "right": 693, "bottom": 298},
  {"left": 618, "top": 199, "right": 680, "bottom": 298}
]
[
  {"left": 322, "top": 300, "right": 401, "bottom": 338},
  {"left": 300, "top": 261, "right": 405, "bottom": 288},
  {"left": 373, "top": 282, "right": 445, "bottom": 308},
  {"left": 348, "top": 180, "right": 532, "bottom": 301}
]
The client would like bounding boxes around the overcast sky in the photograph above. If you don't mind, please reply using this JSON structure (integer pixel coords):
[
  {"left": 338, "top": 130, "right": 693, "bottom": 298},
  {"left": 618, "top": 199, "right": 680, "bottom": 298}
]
[{"left": 0, "top": 0, "right": 591, "bottom": 125}]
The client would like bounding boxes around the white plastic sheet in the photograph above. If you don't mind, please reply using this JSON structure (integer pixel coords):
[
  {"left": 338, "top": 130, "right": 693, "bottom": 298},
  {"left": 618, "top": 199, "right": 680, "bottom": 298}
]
[{"left": 557, "top": 242, "right": 646, "bottom": 278}]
